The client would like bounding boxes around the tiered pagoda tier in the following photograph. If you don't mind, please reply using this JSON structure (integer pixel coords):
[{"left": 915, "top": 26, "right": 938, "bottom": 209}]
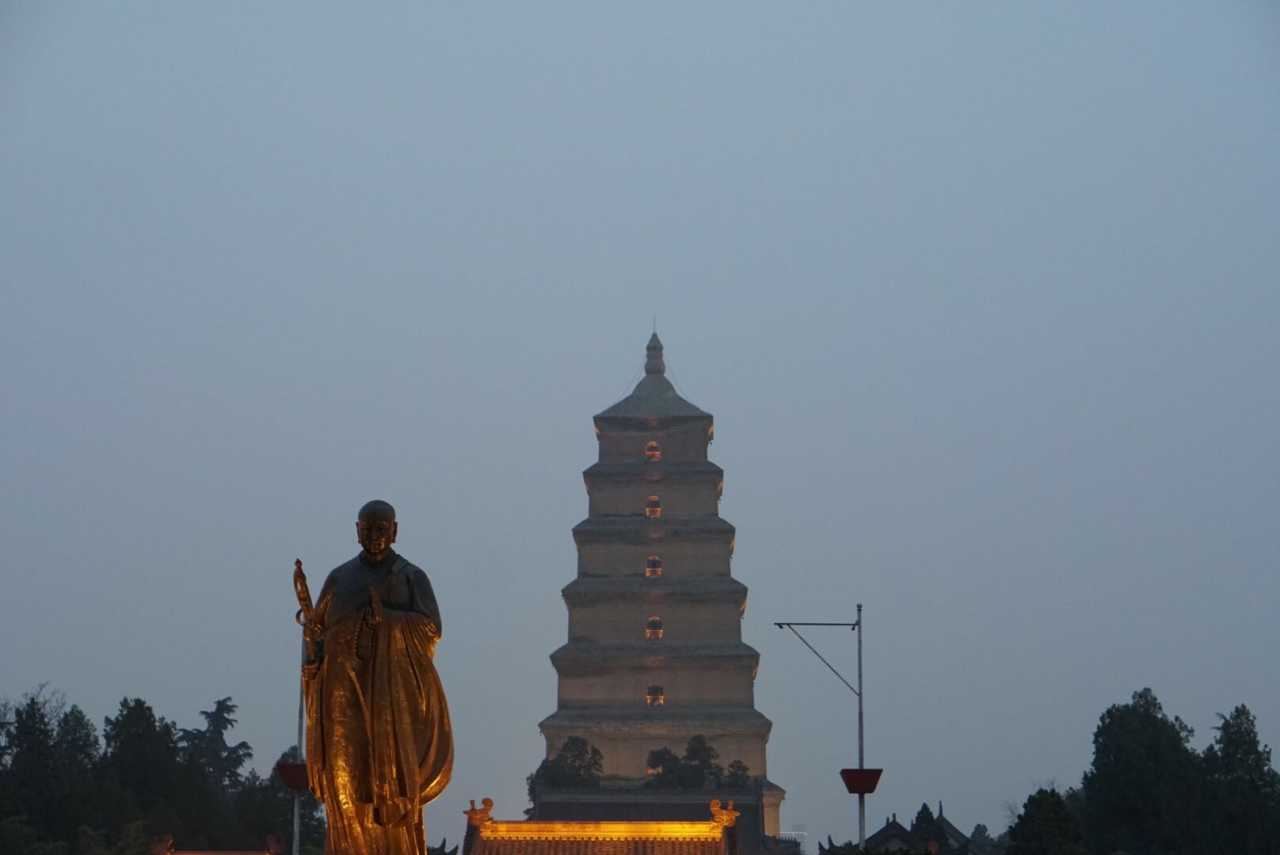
[{"left": 539, "top": 334, "right": 783, "bottom": 834}]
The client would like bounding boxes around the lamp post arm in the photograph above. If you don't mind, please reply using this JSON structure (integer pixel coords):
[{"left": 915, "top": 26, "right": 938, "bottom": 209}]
[
  {"left": 774, "top": 622, "right": 860, "bottom": 697},
  {"left": 775, "top": 610, "right": 868, "bottom": 849}
]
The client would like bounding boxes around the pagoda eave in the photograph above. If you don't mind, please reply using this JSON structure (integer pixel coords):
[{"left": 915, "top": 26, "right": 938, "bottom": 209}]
[
  {"left": 572, "top": 516, "right": 735, "bottom": 545},
  {"left": 550, "top": 641, "right": 760, "bottom": 675},
  {"left": 583, "top": 461, "right": 724, "bottom": 482},
  {"left": 540, "top": 706, "right": 774, "bottom": 738},
  {"left": 562, "top": 577, "right": 747, "bottom": 606}
]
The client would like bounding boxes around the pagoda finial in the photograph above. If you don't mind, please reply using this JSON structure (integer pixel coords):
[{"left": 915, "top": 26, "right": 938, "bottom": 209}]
[{"left": 645, "top": 332, "right": 665, "bottom": 375}]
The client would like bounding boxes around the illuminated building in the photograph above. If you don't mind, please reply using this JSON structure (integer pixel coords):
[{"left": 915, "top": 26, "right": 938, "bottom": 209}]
[
  {"left": 462, "top": 798, "right": 742, "bottom": 855},
  {"left": 537, "top": 334, "right": 785, "bottom": 840}
]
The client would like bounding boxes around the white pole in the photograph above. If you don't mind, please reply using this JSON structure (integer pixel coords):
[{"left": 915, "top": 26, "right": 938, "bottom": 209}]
[
  {"left": 294, "top": 636, "right": 304, "bottom": 855},
  {"left": 856, "top": 603, "right": 864, "bottom": 851}
]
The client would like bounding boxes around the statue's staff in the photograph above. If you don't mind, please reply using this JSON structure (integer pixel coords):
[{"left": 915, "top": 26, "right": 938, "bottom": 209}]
[
  {"left": 293, "top": 559, "right": 319, "bottom": 663},
  {"left": 290, "top": 559, "right": 316, "bottom": 853}
]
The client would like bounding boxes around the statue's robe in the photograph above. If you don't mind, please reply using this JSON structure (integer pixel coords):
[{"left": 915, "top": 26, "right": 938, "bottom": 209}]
[{"left": 304, "top": 551, "right": 453, "bottom": 855}]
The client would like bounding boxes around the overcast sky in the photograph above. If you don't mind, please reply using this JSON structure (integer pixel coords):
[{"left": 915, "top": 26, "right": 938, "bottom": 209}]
[{"left": 3, "top": 1, "right": 1278, "bottom": 845}]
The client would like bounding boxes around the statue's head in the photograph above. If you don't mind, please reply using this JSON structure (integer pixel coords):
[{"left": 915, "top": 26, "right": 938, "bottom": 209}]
[{"left": 356, "top": 499, "right": 398, "bottom": 561}]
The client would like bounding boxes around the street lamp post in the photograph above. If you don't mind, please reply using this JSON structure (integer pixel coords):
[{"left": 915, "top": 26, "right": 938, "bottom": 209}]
[
  {"left": 294, "top": 636, "right": 304, "bottom": 855},
  {"left": 776, "top": 604, "right": 881, "bottom": 850},
  {"left": 856, "top": 603, "right": 864, "bottom": 842}
]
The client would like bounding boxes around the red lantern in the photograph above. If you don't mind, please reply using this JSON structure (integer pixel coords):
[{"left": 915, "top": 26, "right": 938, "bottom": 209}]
[
  {"left": 275, "top": 759, "right": 309, "bottom": 793},
  {"left": 839, "top": 768, "right": 883, "bottom": 794}
]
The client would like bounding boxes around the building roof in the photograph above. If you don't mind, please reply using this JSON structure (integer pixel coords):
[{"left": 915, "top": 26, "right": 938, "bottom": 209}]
[
  {"left": 863, "top": 819, "right": 914, "bottom": 852},
  {"left": 463, "top": 798, "right": 738, "bottom": 855},
  {"left": 860, "top": 806, "right": 970, "bottom": 854},
  {"left": 936, "top": 809, "right": 969, "bottom": 850},
  {"left": 596, "top": 334, "right": 710, "bottom": 422}
]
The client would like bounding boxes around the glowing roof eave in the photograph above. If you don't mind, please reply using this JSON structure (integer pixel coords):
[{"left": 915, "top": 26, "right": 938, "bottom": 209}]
[{"left": 478, "top": 820, "right": 726, "bottom": 842}]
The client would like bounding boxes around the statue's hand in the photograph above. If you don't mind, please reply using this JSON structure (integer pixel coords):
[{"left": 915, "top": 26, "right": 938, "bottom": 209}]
[
  {"left": 305, "top": 618, "right": 326, "bottom": 643},
  {"left": 297, "top": 611, "right": 324, "bottom": 644}
]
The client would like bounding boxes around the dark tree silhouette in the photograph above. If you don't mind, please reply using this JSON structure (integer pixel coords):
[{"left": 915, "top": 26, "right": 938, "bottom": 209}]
[
  {"left": 101, "top": 698, "right": 181, "bottom": 815},
  {"left": 1, "top": 688, "right": 321, "bottom": 855},
  {"left": 678, "top": 735, "right": 723, "bottom": 789},
  {"left": 1202, "top": 704, "right": 1280, "bottom": 853},
  {"left": 643, "top": 747, "right": 684, "bottom": 790},
  {"left": 527, "top": 736, "right": 605, "bottom": 804},
  {"left": 1006, "top": 789, "right": 1085, "bottom": 855},
  {"left": 178, "top": 697, "right": 253, "bottom": 793},
  {"left": 7, "top": 690, "right": 61, "bottom": 839},
  {"left": 233, "top": 747, "right": 324, "bottom": 855},
  {"left": 968, "top": 822, "right": 998, "bottom": 854},
  {"left": 642, "top": 736, "right": 744, "bottom": 791},
  {"left": 909, "top": 802, "right": 943, "bottom": 849},
  {"left": 1080, "top": 688, "right": 1200, "bottom": 855},
  {"left": 723, "top": 759, "right": 751, "bottom": 789},
  {"left": 51, "top": 704, "right": 101, "bottom": 841}
]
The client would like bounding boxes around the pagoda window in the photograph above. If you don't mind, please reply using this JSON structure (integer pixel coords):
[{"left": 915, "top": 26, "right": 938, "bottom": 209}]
[
  {"left": 644, "top": 496, "right": 663, "bottom": 519},
  {"left": 645, "top": 685, "right": 665, "bottom": 706},
  {"left": 645, "top": 616, "right": 664, "bottom": 640},
  {"left": 645, "top": 555, "right": 664, "bottom": 577},
  {"left": 645, "top": 441, "right": 662, "bottom": 461}
]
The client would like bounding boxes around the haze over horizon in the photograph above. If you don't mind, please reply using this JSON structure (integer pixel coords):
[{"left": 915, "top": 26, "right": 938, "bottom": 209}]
[{"left": 2, "top": 2, "right": 1278, "bottom": 844}]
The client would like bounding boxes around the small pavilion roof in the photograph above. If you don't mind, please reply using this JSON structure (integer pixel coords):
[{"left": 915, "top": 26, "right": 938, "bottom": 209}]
[{"left": 596, "top": 334, "right": 710, "bottom": 421}]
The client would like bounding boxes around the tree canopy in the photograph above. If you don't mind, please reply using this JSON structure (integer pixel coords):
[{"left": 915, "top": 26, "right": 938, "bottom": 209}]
[
  {"left": 821, "top": 688, "right": 1280, "bottom": 855},
  {"left": 0, "top": 687, "right": 323, "bottom": 855},
  {"left": 1006, "top": 788, "right": 1085, "bottom": 855},
  {"left": 643, "top": 735, "right": 751, "bottom": 791},
  {"left": 1007, "top": 687, "right": 1280, "bottom": 855},
  {"left": 527, "top": 735, "right": 605, "bottom": 804}
]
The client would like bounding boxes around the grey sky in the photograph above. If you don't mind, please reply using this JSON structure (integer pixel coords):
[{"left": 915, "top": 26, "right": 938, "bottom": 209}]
[{"left": 2, "top": 1, "right": 1278, "bottom": 844}]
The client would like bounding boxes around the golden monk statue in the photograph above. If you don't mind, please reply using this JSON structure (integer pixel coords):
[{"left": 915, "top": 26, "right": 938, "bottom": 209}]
[{"left": 294, "top": 500, "right": 453, "bottom": 855}]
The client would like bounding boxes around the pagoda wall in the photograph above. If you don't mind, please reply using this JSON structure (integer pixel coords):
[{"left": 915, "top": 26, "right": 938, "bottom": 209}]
[
  {"left": 576, "top": 541, "right": 733, "bottom": 578},
  {"left": 587, "top": 481, "right": 722, "bottom": 517},
  {"left": 557, "top": 663, "right": 755, "bottom": 707},
  {"left": 593, "top": 733, "right": 765, "bottom": 780},
  {"left": 597, "top": 423, "right": 711, "bottom": 463},
  {"left": 541, "top": 722, "right": 769, "bottom": 780},
  {"left": 569, "top": 601, "right": 744, "bottom": 643}
]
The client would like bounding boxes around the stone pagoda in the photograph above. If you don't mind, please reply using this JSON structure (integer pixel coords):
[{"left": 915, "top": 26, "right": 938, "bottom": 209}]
[{"left": 538, "top": 334, "right": 784, "bottom": 836}]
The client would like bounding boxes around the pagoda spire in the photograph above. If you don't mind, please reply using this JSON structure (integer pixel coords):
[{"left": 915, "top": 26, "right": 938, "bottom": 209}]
[
  {"left": 594, "top": 332, "right": 707, "bottom": 420},
  {"left": 645, "top": 332, "right": 665, "bottom": 375}
]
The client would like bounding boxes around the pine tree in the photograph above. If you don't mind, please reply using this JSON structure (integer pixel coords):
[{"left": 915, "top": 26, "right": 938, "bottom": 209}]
[
  {"left": 1202, "top": 704, "right": 1280, "bottom": 853},
  {"left": 178, "top": 697, "right": 253, "bottom": 793},
  {"left": 9, "top": 691, "right": 60, "bottom": 838}
]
